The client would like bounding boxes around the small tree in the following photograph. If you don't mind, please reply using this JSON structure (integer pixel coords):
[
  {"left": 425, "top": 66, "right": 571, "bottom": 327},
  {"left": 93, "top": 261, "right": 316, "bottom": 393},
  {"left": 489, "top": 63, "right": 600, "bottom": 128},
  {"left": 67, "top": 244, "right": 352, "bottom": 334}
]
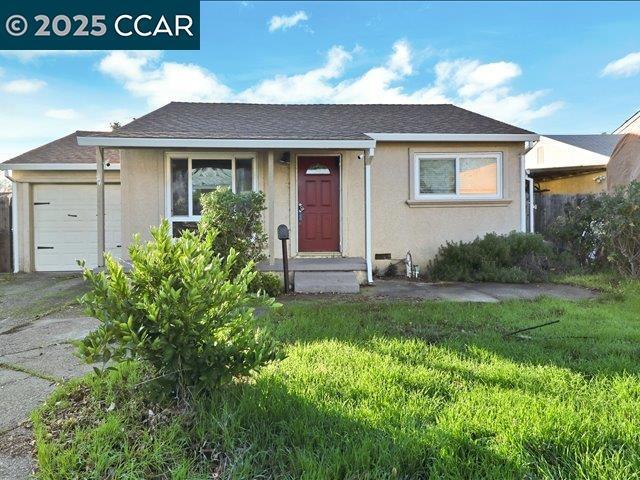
[{"left": 77, "top": 220, "right": 281, "bottom": 399}]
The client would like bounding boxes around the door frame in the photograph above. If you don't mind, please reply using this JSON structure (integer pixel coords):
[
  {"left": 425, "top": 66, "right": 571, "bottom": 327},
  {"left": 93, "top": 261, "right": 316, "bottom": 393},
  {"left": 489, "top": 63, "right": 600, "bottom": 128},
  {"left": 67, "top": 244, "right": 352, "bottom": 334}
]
[{"left": 292, "top": 153, "right": 343, "bottom": 256}]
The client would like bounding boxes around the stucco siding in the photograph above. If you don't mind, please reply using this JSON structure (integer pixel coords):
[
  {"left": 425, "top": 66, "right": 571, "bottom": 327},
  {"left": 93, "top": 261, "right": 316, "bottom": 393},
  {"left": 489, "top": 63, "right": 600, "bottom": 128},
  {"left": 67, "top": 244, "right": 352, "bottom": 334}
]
[
  {"left": 119, "top": 143, "right": 522, "bottom": 269},
  {"left": 371, "top": 142, "right": 524, "bottom": 268},
  {"left": 340, "top": 150, "right": 365, "bottom": 258},
  {"left": 120, "top": 149, "right": 165, "bottom": 256}
]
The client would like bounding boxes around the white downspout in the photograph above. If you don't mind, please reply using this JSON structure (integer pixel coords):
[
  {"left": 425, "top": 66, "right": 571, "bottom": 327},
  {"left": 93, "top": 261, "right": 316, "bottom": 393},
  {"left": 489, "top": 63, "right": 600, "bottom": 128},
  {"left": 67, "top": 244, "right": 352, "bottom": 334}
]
[
  {"left": 364, "top": 148, "right": 374, "bottom": 284},
  {"left": 11, "top": 178, "right": 18, "bottom": 273},
  {"left": 519, "top": 154, "right": 526, "bottom": 232},
  {"left": 520, "top": 141, "right": 538, "bottom": 233},
  {"left": 527, "top": 175, "right": 535, "bottom": 233}
]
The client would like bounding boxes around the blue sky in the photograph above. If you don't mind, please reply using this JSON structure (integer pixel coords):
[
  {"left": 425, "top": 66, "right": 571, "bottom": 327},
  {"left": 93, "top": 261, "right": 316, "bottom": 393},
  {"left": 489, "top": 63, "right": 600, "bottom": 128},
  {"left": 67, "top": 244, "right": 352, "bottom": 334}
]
[{"left": 1, "top": 1, "right": 639, "bottom": 161}]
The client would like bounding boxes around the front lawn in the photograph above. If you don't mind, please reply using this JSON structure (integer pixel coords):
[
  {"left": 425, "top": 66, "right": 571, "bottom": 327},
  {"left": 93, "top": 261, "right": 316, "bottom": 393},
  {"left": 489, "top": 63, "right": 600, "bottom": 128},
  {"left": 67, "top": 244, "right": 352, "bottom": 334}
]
[{"left": 33, "top": 279, "right": 640, "bottom": 479}]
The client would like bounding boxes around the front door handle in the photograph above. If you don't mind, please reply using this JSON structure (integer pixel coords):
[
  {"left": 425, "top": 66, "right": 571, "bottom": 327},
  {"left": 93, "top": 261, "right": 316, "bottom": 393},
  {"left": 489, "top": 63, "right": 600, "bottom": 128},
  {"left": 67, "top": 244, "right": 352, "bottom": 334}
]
[{"left": 298, "top": 202, "right": 305, "bottom": 222}]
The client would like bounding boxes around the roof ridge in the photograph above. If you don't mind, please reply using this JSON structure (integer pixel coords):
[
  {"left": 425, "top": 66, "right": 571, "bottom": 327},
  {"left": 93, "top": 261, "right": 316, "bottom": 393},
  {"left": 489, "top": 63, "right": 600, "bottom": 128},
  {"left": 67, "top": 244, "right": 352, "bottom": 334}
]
[{"left": 167, "top": 101, "right": 456, "bottom": 107}]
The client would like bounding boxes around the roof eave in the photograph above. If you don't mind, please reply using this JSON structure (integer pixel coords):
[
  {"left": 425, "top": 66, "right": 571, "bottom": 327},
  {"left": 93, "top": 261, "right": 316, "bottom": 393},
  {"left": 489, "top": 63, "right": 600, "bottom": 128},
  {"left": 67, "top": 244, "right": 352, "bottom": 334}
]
[
  {"left": 77, "top": 136, "right": 377, "bottom": 149},
  {"left": 366, "top": 133, "right": 539, "bottom": 142},
  {"left": 0, "top": 163, "right": 121, "bottom": 171}
]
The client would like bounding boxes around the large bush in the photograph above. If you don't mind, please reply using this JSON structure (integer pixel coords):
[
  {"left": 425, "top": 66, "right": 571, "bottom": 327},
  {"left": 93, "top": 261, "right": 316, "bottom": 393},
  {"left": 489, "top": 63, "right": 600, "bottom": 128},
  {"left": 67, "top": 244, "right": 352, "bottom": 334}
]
[
  {"left": 599, "top": 182, "right": 640, "bottom": 276},
  {"left": 547, "top": 181, "right": 640, "bottom": 277},
  {"left": 198, "top": 187, "right": 267, "bottom": 276},
  {"left": 427, "top": 231, "right": 568, "bottom": 283},
  {"left": 77, "top": 220, "right": 281, "bottom": 398},
  {"left": 546, "top": 194, "right": 606, "bottom": 268}
]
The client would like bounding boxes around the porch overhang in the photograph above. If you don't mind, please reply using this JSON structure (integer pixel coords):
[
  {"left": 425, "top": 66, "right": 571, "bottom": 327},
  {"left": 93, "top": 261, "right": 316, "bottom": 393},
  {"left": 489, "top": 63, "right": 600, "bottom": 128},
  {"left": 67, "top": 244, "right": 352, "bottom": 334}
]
[{"left": 77, "top": 136, "right": 376, "bottom": 150}]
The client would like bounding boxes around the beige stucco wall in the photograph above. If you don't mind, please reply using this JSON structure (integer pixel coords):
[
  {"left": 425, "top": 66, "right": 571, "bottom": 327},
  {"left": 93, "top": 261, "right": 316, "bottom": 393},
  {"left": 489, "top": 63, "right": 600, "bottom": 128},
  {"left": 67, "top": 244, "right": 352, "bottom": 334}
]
[
  {"left": 119, "top": 149, "right": 165, "bottom": 256},
  {"left": 119, "top": 142, "right": 523, "bottom": 269},
  {"left": 371, "top": 142, "right": 524, "bottom": 269},
  {"left": 9, "top": 169, "right": 120, "bottom": 271},
  {"left": 119, "top": 149, "right": 365, "bottom": 260}
]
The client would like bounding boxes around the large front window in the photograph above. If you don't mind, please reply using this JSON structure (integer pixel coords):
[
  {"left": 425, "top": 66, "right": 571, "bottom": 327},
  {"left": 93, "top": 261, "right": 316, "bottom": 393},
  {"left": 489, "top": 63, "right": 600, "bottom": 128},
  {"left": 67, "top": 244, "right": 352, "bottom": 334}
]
[
  {"left": 415, "top": 153, "right": 502, "bottom": 200},
  {"left": 167, "top": 154, "right": 256, "bottom": 235}
]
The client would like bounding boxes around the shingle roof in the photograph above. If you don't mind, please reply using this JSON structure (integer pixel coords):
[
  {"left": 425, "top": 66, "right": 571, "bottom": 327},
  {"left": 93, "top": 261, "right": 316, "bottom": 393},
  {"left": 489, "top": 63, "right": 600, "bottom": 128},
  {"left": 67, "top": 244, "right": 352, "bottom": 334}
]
[
  {"left": 90, "top": 102, "right": 534, "bottom": 140},
  {"left": 546, "top": 134, "right": 623, "bottom": 157},
  {"left": 2, "top": 131, "right": 120, "bottom": 165}
]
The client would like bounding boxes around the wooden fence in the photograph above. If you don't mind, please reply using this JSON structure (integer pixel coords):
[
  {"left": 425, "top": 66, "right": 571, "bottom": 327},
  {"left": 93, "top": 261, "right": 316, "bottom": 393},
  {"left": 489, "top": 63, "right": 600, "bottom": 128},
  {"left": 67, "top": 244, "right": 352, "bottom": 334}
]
[
  {"left": 534, "top": 193, "right": 589, "bottom": 235},
  {"left": 0, "top": 192, "right": 11, "bottom": 272}
]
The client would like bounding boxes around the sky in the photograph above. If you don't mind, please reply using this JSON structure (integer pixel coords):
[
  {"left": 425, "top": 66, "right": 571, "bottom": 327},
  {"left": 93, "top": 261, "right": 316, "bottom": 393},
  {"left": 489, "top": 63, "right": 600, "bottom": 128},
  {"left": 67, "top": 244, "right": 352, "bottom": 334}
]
[{"left": 0, "top": 1, "right": 639, "bottom": 162}]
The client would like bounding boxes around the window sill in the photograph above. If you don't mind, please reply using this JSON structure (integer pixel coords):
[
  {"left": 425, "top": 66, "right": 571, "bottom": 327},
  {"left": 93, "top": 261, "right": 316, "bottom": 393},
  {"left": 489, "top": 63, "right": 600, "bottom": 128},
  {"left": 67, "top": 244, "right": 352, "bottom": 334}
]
[{"left": 406, "top": 199, "right": 512, "bottom": 208}]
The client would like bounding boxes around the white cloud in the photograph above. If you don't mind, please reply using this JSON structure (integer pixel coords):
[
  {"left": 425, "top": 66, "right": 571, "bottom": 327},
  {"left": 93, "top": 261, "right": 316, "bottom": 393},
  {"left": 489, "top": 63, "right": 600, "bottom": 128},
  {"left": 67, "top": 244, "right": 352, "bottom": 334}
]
[
  {"left": 98, "top": 51, "right": 161, "bottom": 81},
  {"left": 98, "top": 40, "right": 561, "bottom": 126},
  {"left": 602, "top": 52, "right": 640, "bottom": 78},
  {"left": 99, "top": 51, "right": 231, "bottom": 108},
  {"left": 268, "top": 11, "right": 308, "bottom": 32},
  {"left": 237, "top": 46, "right": 351, "bottom": 103},
  {"left": 45, "top": 108, "right": 81, "bottom": 120},
  {"left": 1, "top": 79, "right": 46, "bottom": 94},
  {"left": 435, "top": 60, "right": 521, "bottom": 97}
]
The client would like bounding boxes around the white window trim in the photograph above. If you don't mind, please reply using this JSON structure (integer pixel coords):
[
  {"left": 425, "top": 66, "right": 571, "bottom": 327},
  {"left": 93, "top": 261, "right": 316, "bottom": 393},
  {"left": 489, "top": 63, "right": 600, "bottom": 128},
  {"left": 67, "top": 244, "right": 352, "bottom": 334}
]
[
  {"left": 414, "top": 152, "right": 503, "bottom": 201},
  {"left": 164, "top": 152, "right": 257, "bottom": 226}
]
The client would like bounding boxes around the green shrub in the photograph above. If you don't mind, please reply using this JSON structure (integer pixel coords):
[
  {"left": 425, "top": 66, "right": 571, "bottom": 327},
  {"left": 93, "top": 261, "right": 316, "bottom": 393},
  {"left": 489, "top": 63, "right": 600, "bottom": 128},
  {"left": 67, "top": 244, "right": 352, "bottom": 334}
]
[
  {"left": 427, "top": 231, "right": 568, "bottom": 283},
  {"left": 77, "top": 220, "right": 281, "bottom": 398},
  {"left": 546, "top": 194, "right": 606, "bottom": 268},
  {"left": 599, "top": 182, "right": 640, "bottom": 276},
  {"left": 547, "top": 181, "right": 640, "bottom": 277},
  {"left": 198, "top": 187, "right": 267, "bottom": 276},
  {"left": 249, "top": 271, "right": 283, "bottom": 297}
]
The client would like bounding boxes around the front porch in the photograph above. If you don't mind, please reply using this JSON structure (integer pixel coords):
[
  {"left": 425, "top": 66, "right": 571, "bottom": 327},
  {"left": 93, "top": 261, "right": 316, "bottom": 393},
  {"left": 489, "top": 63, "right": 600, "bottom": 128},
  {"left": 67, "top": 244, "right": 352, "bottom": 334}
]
[{"left": 257, "top": 256, "right": 367, "bottom": 293}]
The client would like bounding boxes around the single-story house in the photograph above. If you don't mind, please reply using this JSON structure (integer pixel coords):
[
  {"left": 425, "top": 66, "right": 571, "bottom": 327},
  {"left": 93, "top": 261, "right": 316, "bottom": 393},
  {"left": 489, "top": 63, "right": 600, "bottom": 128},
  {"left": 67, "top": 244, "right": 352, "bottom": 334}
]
[
  {"left": 525, "top": 134, "right": 622, "bottom": 194},
  {"left": 1, "top": 103, "right": 538, "bottom": 290}
]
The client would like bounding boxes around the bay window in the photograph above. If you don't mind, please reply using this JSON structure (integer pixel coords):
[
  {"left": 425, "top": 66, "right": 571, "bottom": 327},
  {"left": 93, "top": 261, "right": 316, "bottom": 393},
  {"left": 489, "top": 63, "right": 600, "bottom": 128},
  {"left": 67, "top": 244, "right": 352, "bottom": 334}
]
[
  {"left": 166, "top": 153, "right": 256, "bottom": 235},
  {"left": 415, "top": 153, "right": 502, "bottom": 200}
]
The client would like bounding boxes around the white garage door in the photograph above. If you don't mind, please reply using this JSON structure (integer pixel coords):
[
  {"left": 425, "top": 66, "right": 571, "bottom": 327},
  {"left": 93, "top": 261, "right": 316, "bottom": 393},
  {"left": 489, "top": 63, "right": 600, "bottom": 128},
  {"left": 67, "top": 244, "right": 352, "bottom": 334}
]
[{"left": 33, "top": 184, "right": 122, "bottom": 271}]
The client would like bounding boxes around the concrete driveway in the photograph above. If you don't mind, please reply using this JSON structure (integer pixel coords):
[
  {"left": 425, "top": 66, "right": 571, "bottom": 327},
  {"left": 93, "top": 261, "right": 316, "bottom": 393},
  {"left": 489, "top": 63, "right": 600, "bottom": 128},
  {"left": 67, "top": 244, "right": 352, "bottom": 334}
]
[{"left": 0, "top": 273, "right": 96, "bottom": 480}]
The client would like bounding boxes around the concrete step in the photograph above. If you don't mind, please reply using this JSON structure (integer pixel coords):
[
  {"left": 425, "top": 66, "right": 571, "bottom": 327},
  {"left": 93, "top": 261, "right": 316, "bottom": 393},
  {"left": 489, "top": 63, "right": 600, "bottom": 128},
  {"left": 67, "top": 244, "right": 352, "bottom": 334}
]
[{"left": 294, "top": 271, "right": 360, "bottom": 294}]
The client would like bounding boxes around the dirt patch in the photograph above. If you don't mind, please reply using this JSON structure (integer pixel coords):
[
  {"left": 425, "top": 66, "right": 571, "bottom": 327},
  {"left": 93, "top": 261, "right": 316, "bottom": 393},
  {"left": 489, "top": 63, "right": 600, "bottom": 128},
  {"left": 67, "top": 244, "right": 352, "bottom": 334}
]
[{"left": 0, "top": 424, "right": 33, "bottom": 457}]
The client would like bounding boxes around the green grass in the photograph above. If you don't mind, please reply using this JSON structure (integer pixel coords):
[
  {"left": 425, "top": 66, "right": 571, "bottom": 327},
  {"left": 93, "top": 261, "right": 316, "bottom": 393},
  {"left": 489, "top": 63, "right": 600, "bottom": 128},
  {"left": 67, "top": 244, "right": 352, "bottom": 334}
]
[{"left": 33, "top": 279, "right": 640, "bottom": 479}]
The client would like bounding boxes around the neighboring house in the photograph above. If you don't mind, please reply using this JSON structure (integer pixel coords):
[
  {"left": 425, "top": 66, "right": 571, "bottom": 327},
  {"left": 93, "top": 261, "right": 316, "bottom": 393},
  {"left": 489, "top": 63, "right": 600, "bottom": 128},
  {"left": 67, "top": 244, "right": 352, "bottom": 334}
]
[
  {"left": 525, "top": 134, "right": 622, "bottom": 194},
  {"left": 614, "top": 109, "right": 640, "bottom": 134},
  {"left": 607, "top": 133, "right": 640, "bottom": 191},
  {"left": 1, "top": 103, "right": 537, "bottom": 290},
  {"left": 0, "top": 132, "right": 121, "bottom": 271}
]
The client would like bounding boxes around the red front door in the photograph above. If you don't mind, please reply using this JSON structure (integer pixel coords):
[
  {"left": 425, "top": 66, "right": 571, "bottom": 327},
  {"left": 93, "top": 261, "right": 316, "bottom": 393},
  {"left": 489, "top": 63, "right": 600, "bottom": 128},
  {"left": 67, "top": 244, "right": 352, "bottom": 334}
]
[{"left": 297, "top": 156, "right": 340, "bottom": 252}]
